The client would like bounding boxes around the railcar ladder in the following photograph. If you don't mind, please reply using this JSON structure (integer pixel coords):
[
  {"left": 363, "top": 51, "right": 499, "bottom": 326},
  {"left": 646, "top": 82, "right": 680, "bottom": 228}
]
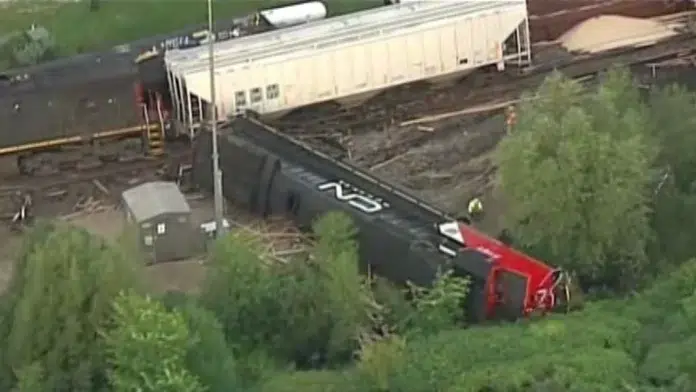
[
  {"left": 145, "top": 94, "right": 165, "bottom": 156},
  {"left": 140, "top": 104, "right": 160, "bottom": 156}
]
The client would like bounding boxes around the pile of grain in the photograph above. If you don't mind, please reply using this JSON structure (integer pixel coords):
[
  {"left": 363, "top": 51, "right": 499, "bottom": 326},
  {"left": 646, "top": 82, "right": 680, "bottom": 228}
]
[{"left": 559, "top": 15, "right": 679, "bottom": 54}]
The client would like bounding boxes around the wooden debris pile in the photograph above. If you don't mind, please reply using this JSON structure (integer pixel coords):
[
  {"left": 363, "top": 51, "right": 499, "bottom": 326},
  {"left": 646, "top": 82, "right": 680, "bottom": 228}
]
[
  {"left": 61, "top": 196, "right": 112, "bottom": 220},
  {"left": 231, "top": 217, "right": 307, "bottom": 264}
]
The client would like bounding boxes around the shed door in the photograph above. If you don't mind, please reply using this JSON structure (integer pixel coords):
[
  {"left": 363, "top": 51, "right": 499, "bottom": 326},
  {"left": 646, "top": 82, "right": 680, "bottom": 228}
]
[
  {"left": 142, "top": 223, "right": 156, "bottom": 262},
  {"left": 153, "top": 221, "right": 169, "bottom": 263}
]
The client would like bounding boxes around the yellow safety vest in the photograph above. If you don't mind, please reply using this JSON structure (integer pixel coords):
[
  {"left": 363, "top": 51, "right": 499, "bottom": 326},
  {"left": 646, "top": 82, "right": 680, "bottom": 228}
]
[{"left": 468, "top": 198, "right": 483, "bottom": 214}]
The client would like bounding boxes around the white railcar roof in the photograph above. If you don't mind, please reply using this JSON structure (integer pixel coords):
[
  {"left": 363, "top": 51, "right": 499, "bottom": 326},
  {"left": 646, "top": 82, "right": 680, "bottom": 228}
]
[
  {"left": 166, "top": 1, "right": 525, "bottom": 77},
  {"left": 165, "top": 1, "right": 445, "bottom": 71}
]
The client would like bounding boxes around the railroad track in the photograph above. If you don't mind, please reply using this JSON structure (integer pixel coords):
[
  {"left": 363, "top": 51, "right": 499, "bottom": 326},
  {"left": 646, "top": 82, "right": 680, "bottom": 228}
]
[
  {"left": 0, "top": 144, "right": 192, "bottom": 225},
  {"left": 0, "top": 147, "right": 190, "bottom": 195},
  {"left": 275, "top": 34, "right": 696, "bottom": 166},
  {"left": 271, "top": 11, "right": 696, "bottom": 138}
]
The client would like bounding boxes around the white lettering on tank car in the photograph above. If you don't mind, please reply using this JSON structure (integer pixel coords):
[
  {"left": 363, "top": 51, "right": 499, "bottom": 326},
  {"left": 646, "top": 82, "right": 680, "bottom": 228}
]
[{"left": 318, "top": 181, "right": 385, "bottom": 214}]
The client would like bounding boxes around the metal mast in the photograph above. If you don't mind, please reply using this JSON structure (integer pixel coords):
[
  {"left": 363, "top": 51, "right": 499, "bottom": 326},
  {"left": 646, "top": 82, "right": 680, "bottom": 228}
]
[{"left": 208, "top": 0, "right": 226, "bottom": 236}]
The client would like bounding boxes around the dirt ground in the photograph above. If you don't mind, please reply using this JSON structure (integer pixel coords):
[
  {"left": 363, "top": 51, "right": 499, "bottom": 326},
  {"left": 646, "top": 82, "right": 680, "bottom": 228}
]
[
  {"left": 0, "top": 159, "right": 303, "bottom": 295},
  {"left": 65, "top": 198, "right": 303, "bottom": 294},
  {"left": 338, "top": 61, "right": 696, "bottom": 239},
  {"left": 341, "top": 111, "right": 509, "bottom": 236},
  {"left": 65, "top": 199, "right": 210, "bottom": 294}
]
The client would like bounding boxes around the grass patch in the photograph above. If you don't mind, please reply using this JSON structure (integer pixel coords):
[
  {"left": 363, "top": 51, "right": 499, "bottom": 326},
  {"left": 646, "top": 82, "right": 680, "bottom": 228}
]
[{"left": 0, "top": 0, "right": 382, "bottom": 58}]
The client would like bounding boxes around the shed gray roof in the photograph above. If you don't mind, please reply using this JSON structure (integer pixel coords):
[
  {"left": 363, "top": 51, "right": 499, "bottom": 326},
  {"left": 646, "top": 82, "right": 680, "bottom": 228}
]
[{"left": 121, "top": 181, "right": 190, "bottom": 222}]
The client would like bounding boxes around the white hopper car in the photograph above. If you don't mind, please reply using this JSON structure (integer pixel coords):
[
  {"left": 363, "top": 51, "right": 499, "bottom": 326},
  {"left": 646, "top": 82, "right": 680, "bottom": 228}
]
[{"left": 165, "top": 1, "right": 531, "bottom": 134}]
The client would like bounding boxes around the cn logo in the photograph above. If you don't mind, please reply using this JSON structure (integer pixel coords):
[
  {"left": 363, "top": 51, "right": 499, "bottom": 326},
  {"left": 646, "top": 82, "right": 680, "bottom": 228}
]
[{"left": 318, "top": 181, "right": 387, "bottom": 214}]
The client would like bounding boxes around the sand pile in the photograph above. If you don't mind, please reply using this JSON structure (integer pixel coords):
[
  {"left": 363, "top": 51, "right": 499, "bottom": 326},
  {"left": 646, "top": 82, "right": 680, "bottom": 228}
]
[{"left": 560, "top": 15, "right": 679, "bottom": 54}]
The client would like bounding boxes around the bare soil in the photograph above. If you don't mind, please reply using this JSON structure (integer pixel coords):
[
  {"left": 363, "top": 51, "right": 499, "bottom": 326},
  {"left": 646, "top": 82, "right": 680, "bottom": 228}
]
[
  {"left": 0, "top": 154, "right": 304, "bottom": 295},
  {"left": 345, "top": 111, "right": 509, "bottom": 235},
  {"left": 67, "top": 206, "right": 208, "bottom": 294}
]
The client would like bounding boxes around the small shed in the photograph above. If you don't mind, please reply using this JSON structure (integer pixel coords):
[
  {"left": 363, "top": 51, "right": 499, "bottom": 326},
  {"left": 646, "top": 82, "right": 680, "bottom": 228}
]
[{"left": 121, "top": 181, "right": 198, "bottom": 263}]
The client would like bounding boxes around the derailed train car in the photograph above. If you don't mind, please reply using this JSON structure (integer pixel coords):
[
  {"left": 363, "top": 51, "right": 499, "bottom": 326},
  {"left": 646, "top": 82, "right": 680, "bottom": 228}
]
[
  {"left": 0, "top": 50, "right": 159, "bottom": 157},
  {"left": 0, "top": 1, "right": 328, "bottom": 168},
  {"left": 192, "top": 116, "right": 577, "bottom": 322},
  {"left": 165, "top": 1, "right": 533, "bottom": 125}
]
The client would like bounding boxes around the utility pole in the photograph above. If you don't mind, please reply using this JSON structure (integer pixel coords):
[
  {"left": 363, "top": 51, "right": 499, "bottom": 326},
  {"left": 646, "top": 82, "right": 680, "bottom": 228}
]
[{"left": 208, "top": 0, "right": 226, "bottom": 236}]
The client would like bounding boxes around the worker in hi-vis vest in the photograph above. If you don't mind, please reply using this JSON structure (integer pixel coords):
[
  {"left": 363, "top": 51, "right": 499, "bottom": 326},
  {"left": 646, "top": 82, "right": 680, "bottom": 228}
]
[{"left": 467, "top": 196, "right": 484, "bottom": 222}]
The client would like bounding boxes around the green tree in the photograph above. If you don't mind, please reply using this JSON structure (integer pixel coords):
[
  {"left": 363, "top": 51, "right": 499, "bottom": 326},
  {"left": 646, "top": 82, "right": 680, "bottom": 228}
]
[
  {"left": 632, "top": 260, "right": 696, "bottom": 389},
  {"left": 449, "top": 347, "right": 637, "bottom": 392},
  {"left": 647, "top": 85, "right": 696, "bottom": 192},
  {"left": 102, "top": 292, "right": 204, "bottom": 392},
  {"left": 402, "top": 270, "right": 469, "bottom": 334},
  {"left": 257, "top": 370, "right": 357, "bottom": 392},
  {"left": 495, "top": 70, "right": 655, "bottom": 290},
  {"left": 309, "top": 212, "right": 375, "bottom": 364},
  {"left": 13, "top": 362, "right": 45, "bottom": 392},
  {"left": 354, "top": 268, "right": 468, "bottom": 391},
  {"left": 0, "top": 222, "right": 141, "bottom": 392},
  {"left": 370, "top": 276, "right": 414, "bottom": 333},
  {"left": 373, "top": 300, "right": 641, "bottom": 392},
  {"left": 646, "top": 85, "right": 696, "bottom": 264},
  {"left": 354, "top": 333, "right": 406, "bottom": 391},
  {"left": 176, "top": 299, "right": 239, "bottom": 392},
  {"left": 200, "top": 212, "right": 374, "bottom": 370},
  {"left": 199, "top": 229, "right": 291, "bottom": 381}
]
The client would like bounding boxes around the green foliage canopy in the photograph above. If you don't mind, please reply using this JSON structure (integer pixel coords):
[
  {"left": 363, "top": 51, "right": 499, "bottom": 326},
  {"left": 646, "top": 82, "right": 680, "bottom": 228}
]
[
  {"left": 102, "top": 292, "right": 204, "bottom": 392},
  {"left": 0, "top": 222, "right": 140, "bottom": 392},
  {"left": 200, "top": 211, "right": 375, "bottom": 374},
  {"left": 496, "top": 70, "right": 656, "bottom": 289}
]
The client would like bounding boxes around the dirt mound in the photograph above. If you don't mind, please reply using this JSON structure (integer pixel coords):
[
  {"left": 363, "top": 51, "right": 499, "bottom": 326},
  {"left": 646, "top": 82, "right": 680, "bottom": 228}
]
[{"left": 559, "top": 15, "right": 679, "bottom": 53}]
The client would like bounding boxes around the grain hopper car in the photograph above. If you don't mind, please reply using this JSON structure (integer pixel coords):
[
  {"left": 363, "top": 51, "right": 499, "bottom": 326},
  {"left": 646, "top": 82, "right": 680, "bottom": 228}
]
[
  {"left": 166, "top": 0, "right": 696, "bottom": 138},
  {"left": 165, "top": 1, "right": 533, "bottom": 136}
]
